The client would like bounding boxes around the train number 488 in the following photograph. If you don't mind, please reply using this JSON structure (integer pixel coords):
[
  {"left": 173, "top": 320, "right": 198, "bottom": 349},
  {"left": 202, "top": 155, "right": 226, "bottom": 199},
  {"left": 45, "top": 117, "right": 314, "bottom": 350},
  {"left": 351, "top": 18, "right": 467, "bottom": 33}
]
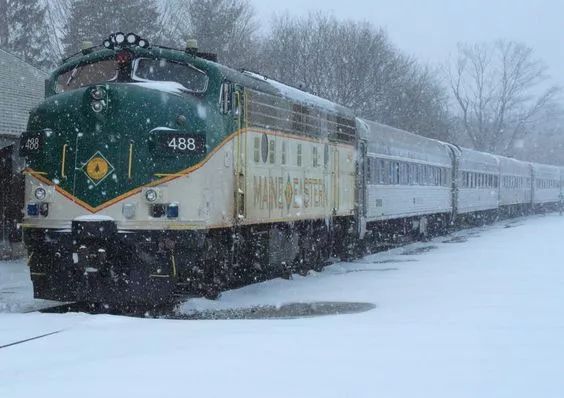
[
  {"left": 154, "top": 132, "right": 206, "bottom": 155},
  {"left": 167, "top": 137, "right": 197, "bottom": 151},
  {"left": 25, "top": 137, "right": 41, "bottom": 150}
]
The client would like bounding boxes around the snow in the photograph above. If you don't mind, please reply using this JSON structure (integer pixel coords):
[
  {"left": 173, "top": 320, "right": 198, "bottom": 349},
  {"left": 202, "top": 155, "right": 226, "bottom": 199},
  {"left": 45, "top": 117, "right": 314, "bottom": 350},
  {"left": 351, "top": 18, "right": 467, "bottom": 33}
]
[
  {"left": 243, "top": 70, "right": 340, "bottom": 112},
  {"left": 73, "top": 214, "right": 115, "bottom": 221},
  {"left": 0, "top": 260, "right": 58, "bottom": 313},
  {"left": 129, "top": 81, "right": 186, "bottom": 95},
  {"left": 2, "top": 214, "right": 564, "bottom": 397}
]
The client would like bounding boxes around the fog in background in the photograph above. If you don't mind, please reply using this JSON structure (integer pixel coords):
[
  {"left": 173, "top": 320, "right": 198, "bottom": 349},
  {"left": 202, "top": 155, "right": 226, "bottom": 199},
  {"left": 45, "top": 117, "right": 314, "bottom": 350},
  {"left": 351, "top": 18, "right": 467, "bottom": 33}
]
[
  {"left": 0, "top": 0, "right": 562, "bottom": 163},
  {"left": 254, "top": 0, "right": 563, "bottom": 86}
]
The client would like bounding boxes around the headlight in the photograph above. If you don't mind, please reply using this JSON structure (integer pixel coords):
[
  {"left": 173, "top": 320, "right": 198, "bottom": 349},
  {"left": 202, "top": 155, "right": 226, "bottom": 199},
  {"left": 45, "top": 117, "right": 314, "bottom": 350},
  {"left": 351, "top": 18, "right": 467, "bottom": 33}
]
[
  {"left": 115, "top": 32, "right": 125, "bottom": 44},
  {"left": 91, "top": 87, "right": 105, "bottom": 100},
  {"left": 145, "top": 189, "right": 158, "bottom": 202},
  {"left": 91, "top": 101, "right": 104, "bottom": 112},
  {"left": 126, "top": 33, "right": 138, "bottom": 44},
  {"left": 34, "top": 187, "right": 46, "bottom": 200}
]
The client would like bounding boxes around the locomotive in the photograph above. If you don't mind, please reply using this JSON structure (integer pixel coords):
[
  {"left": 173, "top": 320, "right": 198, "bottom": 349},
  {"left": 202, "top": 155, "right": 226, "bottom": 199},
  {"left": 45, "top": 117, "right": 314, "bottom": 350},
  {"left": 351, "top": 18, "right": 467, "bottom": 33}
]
[{"left": 19, "top": 33, "right": 563, "bottom": 305}]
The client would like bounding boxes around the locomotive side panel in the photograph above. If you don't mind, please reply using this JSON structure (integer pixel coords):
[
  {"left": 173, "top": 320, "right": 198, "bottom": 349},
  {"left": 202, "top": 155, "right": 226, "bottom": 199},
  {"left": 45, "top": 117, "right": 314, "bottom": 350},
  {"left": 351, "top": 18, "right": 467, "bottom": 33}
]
[{"left": 242, "top": 130, "right": 355, "bottom": 225}]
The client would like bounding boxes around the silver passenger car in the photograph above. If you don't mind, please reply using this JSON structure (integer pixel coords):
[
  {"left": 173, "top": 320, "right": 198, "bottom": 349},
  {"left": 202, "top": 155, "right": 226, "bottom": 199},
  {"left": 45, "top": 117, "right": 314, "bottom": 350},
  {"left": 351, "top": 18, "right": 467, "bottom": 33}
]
[
  {"left": 531, "top": 163, "right": 561, "bottom": 205},
  {"left": 358, "top": 119, "right": 453, "bottom": 222},
  {"left": 450, "top": 146, "right": 500, "bottom": 214},
  {"left": 498, "top": 156, "right": 532, "bottom": 208}
]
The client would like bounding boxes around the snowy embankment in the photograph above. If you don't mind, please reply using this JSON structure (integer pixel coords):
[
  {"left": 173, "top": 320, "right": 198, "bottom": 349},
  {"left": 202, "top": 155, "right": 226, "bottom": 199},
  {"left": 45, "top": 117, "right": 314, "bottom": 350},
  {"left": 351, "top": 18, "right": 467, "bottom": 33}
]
[
  {"left": 0, "top": 259, "right": 58, "bottom": 313},
  {"left": 1, "top": 215, "right": 564, "bottom": 398}
]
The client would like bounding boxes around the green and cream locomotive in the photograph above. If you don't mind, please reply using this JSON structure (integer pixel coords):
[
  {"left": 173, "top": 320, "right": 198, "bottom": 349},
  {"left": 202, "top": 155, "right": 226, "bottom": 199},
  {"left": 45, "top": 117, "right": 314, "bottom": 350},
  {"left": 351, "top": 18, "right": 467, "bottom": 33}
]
[{"left": 19, "top": 33, "right": 359, "bottom": 303}]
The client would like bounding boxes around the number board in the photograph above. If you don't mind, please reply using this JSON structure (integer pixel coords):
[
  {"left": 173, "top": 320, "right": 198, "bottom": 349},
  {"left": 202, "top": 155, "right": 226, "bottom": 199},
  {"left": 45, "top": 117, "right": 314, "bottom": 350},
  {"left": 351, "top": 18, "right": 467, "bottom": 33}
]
[
  {"left": 157, "top": 133, "right": 206, "bottom": 155},
  {"left": 19, "top": 131, "right": 44, "bottom": 157}
]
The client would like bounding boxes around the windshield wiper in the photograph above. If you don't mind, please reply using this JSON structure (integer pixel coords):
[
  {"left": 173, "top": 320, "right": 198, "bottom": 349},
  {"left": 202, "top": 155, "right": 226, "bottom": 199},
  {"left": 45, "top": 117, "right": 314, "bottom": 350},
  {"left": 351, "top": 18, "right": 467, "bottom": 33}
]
[{"left": 66, "top": 65, "right": 80, "bottom": 87}]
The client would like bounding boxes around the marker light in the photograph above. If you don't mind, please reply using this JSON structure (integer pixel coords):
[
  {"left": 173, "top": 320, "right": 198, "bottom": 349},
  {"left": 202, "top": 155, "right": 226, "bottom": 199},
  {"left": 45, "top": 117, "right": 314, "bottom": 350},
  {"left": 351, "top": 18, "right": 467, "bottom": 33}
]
[
  {"left": 145, "top": 189, "right": 158, "bottom": 202},
  {"left": 34, "top": 187, "right": 47, "bottom": 201},
  {"left": 91, "top": 101, "right": 104, "bottom": 112},
  {"left": 138, "top": 39, "right": 148, "bottom": 48},
  {"left": 150, "top": 204, "right": 165, "bottom": 218},
  {"left": 103, "top": 39, "right": 112, "bottom": 49},
  {"left": 115, "top": 32, "right": 125, "bottom": 44},
  {"left": 167, "top": 203, "right": 179, "bottom": 218},
  {"left": 91, "top": 87, "right": 106, "bottom": 100},
  {"left": 126, "top": 33, "right": 138, "bottom": 44},
  {"left": 27, "top": 203, "right": 39, "bottom": 217},
  {"left": 116, "top": 50, "right": 132, "bottom": 66}
]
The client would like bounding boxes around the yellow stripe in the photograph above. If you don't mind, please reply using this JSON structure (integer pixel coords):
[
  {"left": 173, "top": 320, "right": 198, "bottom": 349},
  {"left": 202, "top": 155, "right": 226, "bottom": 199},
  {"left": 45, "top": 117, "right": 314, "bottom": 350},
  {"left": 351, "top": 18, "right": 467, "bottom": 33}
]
[
  {"left": 23, "top": 170, "right": 48, "bottom": 176},
  {"left": 154, "top": 173, "right": 189, "bottom": 177}
]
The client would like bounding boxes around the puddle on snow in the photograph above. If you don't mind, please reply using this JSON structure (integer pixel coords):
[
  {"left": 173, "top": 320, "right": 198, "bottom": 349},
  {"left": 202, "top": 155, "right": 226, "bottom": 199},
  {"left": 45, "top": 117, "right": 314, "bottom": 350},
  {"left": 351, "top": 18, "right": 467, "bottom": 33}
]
[
  {"left": 442, "top": 236, "right": 468, "bottom": 243},
  {"left": 337, "top": 267, "right": 399, "bottom": 274},
  {"left": 36, "top": 300, "right": 376, "bottom": 320},
  {"left": 369, "top": 258, "right": 417, "bottom": 264},
  {"left": 504, "top": 223, "right": 523, "bottom": 229},
  {"left": 401, "top": 245, "right": 438, "bottom": 255},
  {"left": 172, "top": 301, "right": 376, "bottom": 320}
]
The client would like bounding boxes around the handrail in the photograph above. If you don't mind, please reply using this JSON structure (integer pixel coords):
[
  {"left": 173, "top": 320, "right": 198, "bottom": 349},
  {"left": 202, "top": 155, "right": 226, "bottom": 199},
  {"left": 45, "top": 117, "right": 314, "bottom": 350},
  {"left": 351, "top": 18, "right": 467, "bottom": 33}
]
[
  {"left": 128, "top": 142, "right": 134, "bottom": 179},
  {"left": 61, "top": 144, "right": 68, "bottom": 178}
]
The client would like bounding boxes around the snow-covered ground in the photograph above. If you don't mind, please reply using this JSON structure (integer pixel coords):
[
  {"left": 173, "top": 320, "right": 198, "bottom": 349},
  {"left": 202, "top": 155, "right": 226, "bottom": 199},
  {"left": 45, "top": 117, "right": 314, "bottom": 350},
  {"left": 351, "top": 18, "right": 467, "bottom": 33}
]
[{"left": 1, "top": 214, "right": 564, "bottom": 398}]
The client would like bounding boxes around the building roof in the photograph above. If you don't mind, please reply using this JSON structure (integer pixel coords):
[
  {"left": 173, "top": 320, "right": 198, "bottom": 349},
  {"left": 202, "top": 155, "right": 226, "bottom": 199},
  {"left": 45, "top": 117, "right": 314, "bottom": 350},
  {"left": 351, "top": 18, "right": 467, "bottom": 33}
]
[{"left": 0, "top": 48, "right": 48, "bottom": 137}]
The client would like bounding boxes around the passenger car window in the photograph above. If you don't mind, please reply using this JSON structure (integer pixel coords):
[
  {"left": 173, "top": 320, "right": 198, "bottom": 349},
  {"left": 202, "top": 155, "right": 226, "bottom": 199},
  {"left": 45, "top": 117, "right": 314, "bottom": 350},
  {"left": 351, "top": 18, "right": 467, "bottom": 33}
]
[{"left": 134, "top": 58, "right": 208, "bottom": 92}]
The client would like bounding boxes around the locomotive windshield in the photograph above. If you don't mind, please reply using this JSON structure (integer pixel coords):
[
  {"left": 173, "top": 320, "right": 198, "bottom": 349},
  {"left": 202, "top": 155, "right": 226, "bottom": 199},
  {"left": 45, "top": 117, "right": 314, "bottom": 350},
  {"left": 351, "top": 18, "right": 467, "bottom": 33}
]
[
  {"left": 55, "top": 57, "right": 208, "bottom": 94},
  {"left": 133, "top": 58, "right": 208, "bottom": 93},
  {"left": 55, "top": 59, "right": 118, "bottom": 93}
]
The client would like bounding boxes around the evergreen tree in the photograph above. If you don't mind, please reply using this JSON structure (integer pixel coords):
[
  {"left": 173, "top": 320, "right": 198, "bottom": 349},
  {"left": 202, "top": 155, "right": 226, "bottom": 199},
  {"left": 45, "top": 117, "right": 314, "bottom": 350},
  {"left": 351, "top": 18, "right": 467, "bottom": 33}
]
[
  {"left": 62, "top": 0, "right": 160, "bottom": 56},
  {"left": 0, "top": 0, "right": 52, "bottom": 69}
]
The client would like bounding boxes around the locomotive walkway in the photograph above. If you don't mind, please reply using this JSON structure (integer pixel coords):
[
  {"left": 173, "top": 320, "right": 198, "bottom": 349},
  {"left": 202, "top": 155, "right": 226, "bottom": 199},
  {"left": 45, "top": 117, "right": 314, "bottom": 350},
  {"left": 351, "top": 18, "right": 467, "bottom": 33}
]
[{"left": 1, "top": 214, "right": 564, "bottom": 398}]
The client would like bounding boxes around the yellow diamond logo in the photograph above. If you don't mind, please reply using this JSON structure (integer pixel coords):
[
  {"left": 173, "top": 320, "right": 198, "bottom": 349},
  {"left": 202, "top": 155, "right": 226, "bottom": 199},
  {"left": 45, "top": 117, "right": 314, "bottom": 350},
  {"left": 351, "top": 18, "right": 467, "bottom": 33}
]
[
  {"left": 284, "top": 175, "right": 293, "bottom": 210},
  {"left": 86, "top": 157, "right": 109, "bottom": 180},
  {"left": 82, "top": 151, "right": 114, "bottom": 185}
]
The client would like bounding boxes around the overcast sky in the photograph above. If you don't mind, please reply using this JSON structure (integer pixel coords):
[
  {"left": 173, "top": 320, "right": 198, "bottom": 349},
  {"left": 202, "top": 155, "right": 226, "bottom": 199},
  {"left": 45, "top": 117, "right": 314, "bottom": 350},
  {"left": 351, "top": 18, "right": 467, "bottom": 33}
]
[{"left": 253, "top": 0, "right": 563, "bottom": 86}]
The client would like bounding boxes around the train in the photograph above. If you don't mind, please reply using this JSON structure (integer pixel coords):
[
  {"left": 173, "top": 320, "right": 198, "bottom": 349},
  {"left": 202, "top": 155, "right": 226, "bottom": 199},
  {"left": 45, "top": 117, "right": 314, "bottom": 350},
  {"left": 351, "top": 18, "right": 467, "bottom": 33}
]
[{"left": 18, "top": 32, "right": 563, "bottom": 305}]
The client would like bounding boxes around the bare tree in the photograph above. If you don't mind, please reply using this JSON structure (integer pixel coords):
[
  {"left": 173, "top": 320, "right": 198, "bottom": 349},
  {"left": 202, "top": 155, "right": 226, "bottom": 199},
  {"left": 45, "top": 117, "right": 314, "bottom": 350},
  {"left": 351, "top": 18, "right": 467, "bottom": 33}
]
[
  {"left": 261, "top": 12, "right": 452, "bottom": 140},
  {"left": 449, "top": 40, "right": 560, "bottom": 154}
]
